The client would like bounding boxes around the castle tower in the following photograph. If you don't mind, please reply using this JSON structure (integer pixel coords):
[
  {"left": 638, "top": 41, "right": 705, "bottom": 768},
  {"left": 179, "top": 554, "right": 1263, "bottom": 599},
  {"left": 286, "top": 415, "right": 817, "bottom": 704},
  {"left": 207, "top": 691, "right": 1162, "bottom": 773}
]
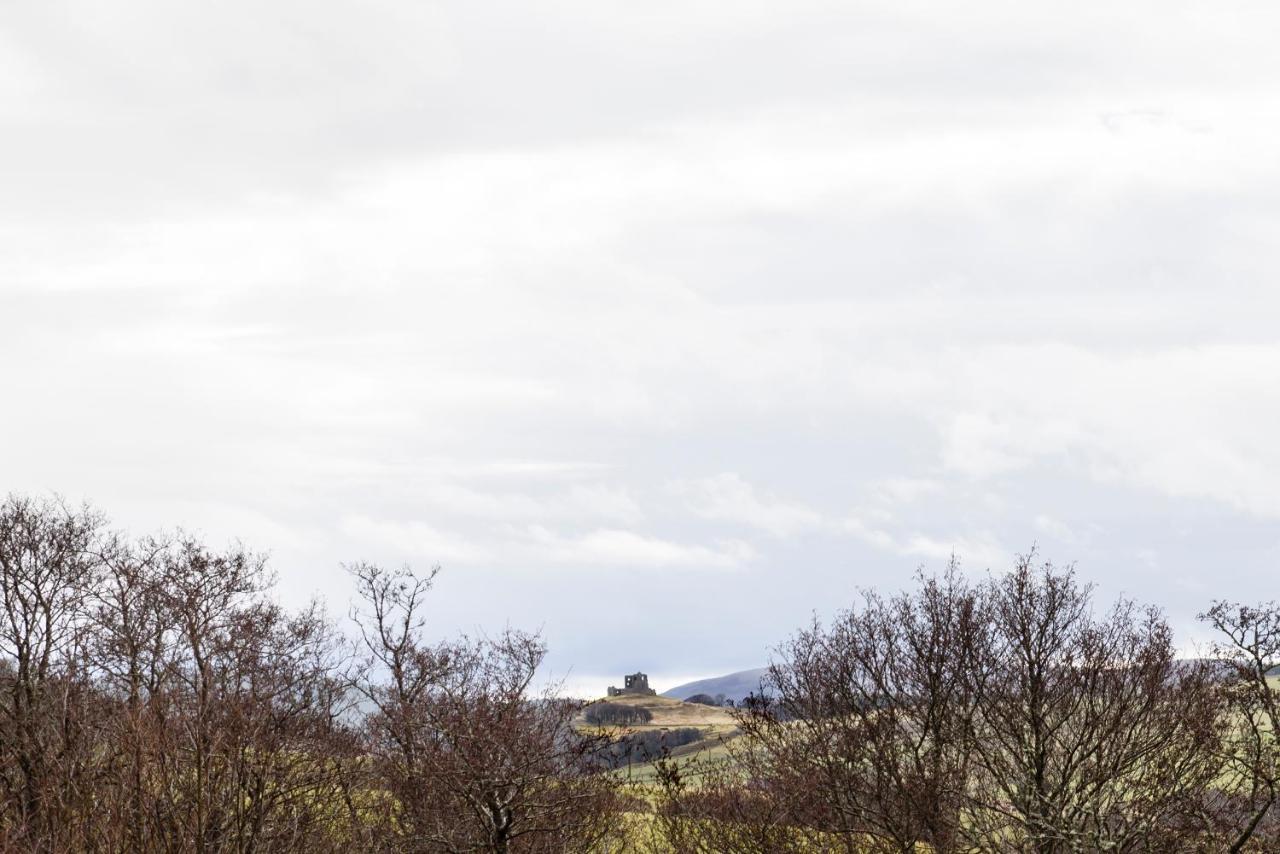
[{"left": 606, "top": 671, "right": 657, "bottom": 697}]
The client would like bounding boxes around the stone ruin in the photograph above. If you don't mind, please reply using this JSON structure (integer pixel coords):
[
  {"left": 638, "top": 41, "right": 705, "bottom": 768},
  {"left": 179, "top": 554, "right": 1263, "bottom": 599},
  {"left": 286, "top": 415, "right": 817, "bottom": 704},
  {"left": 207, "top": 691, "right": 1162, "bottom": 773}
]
[{"left": 606, "top": 671, "right": 656, "bottom": 697}]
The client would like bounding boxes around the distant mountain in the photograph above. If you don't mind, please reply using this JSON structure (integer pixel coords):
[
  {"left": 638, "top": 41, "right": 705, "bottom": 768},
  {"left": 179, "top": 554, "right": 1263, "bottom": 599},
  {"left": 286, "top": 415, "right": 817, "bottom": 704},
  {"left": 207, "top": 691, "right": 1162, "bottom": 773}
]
[
  {"left": 662, "top": 660, "right": 1253, "bottom": 706},
  {"left": 662, "top": 668, "right": 770, "bottom": 704}
]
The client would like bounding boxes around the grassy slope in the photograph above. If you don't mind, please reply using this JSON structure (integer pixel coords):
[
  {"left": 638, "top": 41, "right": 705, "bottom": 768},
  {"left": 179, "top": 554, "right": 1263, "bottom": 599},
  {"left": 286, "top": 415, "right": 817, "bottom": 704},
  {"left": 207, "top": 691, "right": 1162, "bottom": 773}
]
[
  {"left": 584, "top": 693, "right": 738, "bottom": 730},
  {"left": 578, "top": 694, "right": 742, "bottom": 783}
]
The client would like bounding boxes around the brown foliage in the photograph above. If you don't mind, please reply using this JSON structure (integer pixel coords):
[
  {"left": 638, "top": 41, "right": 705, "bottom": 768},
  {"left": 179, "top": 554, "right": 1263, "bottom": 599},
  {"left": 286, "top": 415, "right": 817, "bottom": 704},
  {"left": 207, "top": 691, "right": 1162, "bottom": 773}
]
[
  {"left": 654, "top": 554, "right": 1249, "bottom": 854},
  {"left": 0, "top": 497, "right": 620, "bottom": 853},
  {"left": 352, "top": 562, "right": 623, "bottom": 853},
  {"left": 965, "top": 557, "right": 1224, "bottom": 853},
  {"left": 1199, "top": 600, "right": 1280, "bottom": 852},
  {"left": 7, "top": 491, "right": 1280, "bottom": 854}
]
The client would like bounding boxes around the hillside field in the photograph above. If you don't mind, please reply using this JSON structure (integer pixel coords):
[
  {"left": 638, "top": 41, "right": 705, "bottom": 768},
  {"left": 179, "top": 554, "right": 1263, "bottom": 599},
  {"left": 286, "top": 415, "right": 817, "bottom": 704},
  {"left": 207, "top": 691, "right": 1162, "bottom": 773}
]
[{"left": 577, "top": 694, "right": 742, "bottom": 780}]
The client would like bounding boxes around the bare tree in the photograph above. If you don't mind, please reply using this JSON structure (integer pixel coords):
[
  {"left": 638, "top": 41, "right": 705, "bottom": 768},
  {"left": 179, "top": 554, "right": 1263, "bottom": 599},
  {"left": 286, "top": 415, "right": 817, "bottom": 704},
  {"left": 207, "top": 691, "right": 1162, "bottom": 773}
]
[
  {"left": 965, "top": 555, "right": 1224, "bottom": 853},
  {"left": 86, "top": 530, "right": 175, "bottom": 851},
  {"left": 717, "top": 561, "right": 985, "bottom": 853},
  {"left": 583, "top": 701, "right": 653, "bottom": 726},
  {"left": 0, "top": 494, "right": 104, "bottom": 848},
  {"left": 351, "top": 562, "right": 622, "bottom": 853},
  {"left": 75, "top": 532, "right": 363, "bottom": 853},
  {"left": 1, "top": 494, "right": 1265, "bottom": 853},
  {"left": 1201, "top": 600, "right": 1280, "bottom": 852},
  {"left": 650, "top": 747, "right": 809, "bottom": 854},
  {"left": 671, "top": 556, "right": 1228, "bottom": 854},
  {"left": 202, "top": 599, "right": 362, "bottom": 852}
]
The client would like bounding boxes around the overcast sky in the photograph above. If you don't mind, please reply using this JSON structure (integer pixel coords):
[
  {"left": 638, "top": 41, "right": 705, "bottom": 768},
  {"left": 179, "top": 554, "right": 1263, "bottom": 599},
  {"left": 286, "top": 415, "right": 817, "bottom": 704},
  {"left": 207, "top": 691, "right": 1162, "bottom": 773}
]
[{"left": 4, "top": 0, "right": 1280, "bottom": 694}]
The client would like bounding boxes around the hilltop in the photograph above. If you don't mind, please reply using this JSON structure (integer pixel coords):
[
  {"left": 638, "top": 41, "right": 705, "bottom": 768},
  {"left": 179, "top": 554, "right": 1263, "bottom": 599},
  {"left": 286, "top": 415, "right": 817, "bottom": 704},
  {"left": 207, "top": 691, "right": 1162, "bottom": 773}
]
[{"left": 579, "top": 693, "right": 737, "bottom": 731}]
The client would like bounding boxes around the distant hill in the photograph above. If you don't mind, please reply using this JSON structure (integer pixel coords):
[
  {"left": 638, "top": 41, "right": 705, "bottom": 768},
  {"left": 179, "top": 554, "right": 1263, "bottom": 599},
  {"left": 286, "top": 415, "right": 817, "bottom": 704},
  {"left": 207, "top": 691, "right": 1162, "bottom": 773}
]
[
  {"left": 659, "top": 661, "right": 1269, "bottom": 706},
  {"left": 661, "top": 667, "right": 769, "bottom": 704}
]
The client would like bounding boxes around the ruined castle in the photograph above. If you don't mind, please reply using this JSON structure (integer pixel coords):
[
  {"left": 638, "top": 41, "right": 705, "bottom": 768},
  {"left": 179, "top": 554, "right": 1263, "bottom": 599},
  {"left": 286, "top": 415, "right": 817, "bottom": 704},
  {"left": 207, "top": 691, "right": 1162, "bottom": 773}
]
[{"left": 606, "top": 671, "right": 656, "bottom": 697}]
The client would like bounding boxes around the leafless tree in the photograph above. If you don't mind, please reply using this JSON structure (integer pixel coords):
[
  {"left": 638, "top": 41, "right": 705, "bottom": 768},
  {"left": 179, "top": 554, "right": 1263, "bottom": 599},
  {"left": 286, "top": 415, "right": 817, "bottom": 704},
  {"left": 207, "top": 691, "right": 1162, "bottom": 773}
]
[
  {"left": 4, "top": 493, "right": 1272, "bottom": 854},
  {"left": 131, "top": 537, "right": 363, "bottom": 853},
  {"left": 661, "top": 556, "right": 1229, "bottom": 854},
  {"left": 1200, "top": 600, "right": 1280, "bottom": 852},
  {"left": 721, "top": 561, "right": 985, "bottom": 853},
  {"left": 583, "top": 701, "right": 653, "bottom": 726},
  {"left": 650, "top": 748, "right": 810, "bottom": 854},
  {"left": 351, "top": 562, "right": 622, "bottom": 853},
  {"left": 86, "top": 528, "right": 362, "bottom": 852},
  {"left": 965, "top": 555, "right": 1224, "bottom": 853},
  {"left": 86, "top": 530, "right": 175, "bottom": 850},
  {"left": 0, "top": 494, "right": 104, "bottom": 848}
]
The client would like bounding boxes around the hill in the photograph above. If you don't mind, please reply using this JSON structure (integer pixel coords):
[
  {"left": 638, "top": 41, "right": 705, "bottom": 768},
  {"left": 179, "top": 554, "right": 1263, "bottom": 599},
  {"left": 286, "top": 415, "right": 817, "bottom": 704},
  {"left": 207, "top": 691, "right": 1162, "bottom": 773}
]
[
  {"left": 580, "top": 693, "right": 737, "bottom": 730},
  {"left": 577, "top": 693, "right": 741, "bottom": 777},
  {"left": 661, "top": 667, "right": 769, "bottom": 704}
]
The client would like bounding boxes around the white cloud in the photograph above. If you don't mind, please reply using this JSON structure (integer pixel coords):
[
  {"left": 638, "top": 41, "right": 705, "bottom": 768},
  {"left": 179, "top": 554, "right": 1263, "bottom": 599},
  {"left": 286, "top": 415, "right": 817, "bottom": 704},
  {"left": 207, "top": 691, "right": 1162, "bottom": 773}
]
[
  {"left": 339, "top": 515, "right": 492, "bottom": 565},
  {"left": 522, "top": 526, "right": 754, "bottom": 569},
  {"left": 897, "top": 534, "right": 1008, "bottom": 572},
  {"left": 873, "top": 477, "right": 946, "bottom": 505},
  {"left": 415, "top": 482, "right": 644, "bottom": 526},
  {"left": 841, "top": 517, "right": 898, "bottom": 552},
  {"left": 842, "top": 516, "right": 1008, "bottom": 572},
  {"left": 1033, "top": 514, "right": 1076, "bottom": 543},
  {"left": 671, "top": 473, "right": 824, "bottom": 537},
  {"left": 933, "top": 344, "right": 1280, "bottom": 519}
]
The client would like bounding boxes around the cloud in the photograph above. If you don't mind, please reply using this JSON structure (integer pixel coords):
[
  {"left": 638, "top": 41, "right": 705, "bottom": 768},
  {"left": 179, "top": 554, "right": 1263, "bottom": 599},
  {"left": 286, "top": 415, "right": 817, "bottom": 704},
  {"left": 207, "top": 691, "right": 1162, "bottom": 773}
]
[
  {"left": 933, "top": 344, "right": 1280, "bottom": 519},
  {"left": 6, "top": 0, "right": 1280, "bottom": 681},
  {"left": 338, "top": 515, "right": 492, "bottom": 565},
  {"left": 842, "top": 516, "right": 1008, "bottom": 571},
  {"left": 1033, "top": 514, "right": 1076, "bottom": 543},
  {"left": 896, "top": 534, "right": 1008, "bottom": 572},
  {"left": 671, "top": 473, "right": 824, "bottom": 537},
  {"left": 873, "top": 477, "right": 946, "bottom": 505},
  {"left": 522, "top": 526, "right": 754, "bottom": 570},
  {"left": 841, "top": 517, "right": 898, "bottom": 552},
  {"left": 414, "top": 482, "right": 644, "bottom": 526}
]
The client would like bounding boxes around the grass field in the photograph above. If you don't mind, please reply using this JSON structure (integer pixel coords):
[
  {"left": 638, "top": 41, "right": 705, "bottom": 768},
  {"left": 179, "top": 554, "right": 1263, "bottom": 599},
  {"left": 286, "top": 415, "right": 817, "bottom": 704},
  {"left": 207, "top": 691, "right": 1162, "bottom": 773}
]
[{"left": 577, "top": 694, "right": 743, "bottom": 784}]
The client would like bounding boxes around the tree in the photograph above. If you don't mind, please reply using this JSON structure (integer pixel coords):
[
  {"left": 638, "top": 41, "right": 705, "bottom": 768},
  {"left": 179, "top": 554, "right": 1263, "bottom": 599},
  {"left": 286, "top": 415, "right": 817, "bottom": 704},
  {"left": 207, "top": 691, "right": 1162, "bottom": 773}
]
[
  {"left": 651, "top": 751, "right": 806, "bottom": 854},
  {"left": 733, "top": 561, "right": 984, "bottom": 853},
  {"left": 87, "top": 530, "right": 175, "bottom": 850},
  {"left": 583, "top": 701, "right": 653, "bottom": 725},
  {"left": 0, "top": 492, "right": 1269, "bottom": 852},
  {"left": 672, "top": 556, "right": 1229, "bottom": 853},
  {"left": 88, "top": 529, "right": 362, "bottom": 852},
  {"left": 1201, "top": 600, "right": 1280, "bottom": 852},
  {"left": 0, "top": 494, "right": 103, "bottom": 847},
  {"left": 965, "top": 555, "right": 1224, "bottom": 853},
  {"left": 352, "top": 563, "right": 622, "bottom": 853}
]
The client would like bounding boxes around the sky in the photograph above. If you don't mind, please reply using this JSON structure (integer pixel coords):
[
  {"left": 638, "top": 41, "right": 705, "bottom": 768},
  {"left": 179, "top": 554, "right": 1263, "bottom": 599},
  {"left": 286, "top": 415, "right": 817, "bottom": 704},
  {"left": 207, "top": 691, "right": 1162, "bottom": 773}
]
[{"left": 4, "top": 0, "right": 1280, "bottom": 695}]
